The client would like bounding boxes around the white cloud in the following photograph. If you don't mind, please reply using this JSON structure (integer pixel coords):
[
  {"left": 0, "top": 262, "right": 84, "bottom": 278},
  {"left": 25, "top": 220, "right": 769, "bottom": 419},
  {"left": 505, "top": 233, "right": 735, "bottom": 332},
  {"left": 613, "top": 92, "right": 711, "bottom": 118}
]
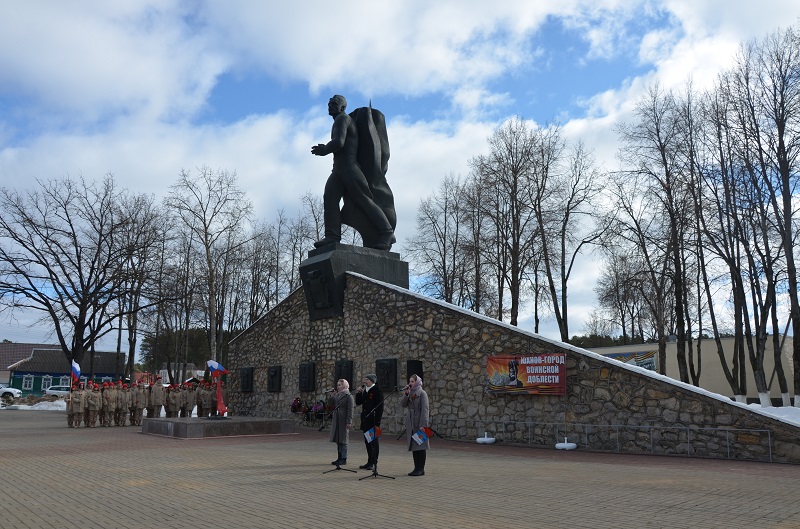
[
  {"left": 3, "top": 1, "right": 800, "bottom": 345},
  {"left": 0, "top": 2, "right": 227, "bottom": 123}
]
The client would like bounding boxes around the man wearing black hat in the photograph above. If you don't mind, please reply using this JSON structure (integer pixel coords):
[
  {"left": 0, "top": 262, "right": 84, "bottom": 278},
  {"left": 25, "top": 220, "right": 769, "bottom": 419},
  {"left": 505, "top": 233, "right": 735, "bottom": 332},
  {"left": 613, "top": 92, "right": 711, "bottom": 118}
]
[{"left": 355, "top": 374, "right": 384, "bottom": 470}]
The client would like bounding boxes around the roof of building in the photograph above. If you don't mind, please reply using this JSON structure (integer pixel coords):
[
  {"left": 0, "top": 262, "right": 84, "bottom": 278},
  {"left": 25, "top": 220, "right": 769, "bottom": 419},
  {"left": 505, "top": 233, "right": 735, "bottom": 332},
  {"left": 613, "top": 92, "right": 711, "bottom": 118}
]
[
  {"left": 6, "top": 345, "right": 125, "bottom": 376},
  {"left": 1, "top": 342, "right": 61, "bottom": 370},
  {"left": 159, "top": 362, "right": 202, "bottom": 371}
]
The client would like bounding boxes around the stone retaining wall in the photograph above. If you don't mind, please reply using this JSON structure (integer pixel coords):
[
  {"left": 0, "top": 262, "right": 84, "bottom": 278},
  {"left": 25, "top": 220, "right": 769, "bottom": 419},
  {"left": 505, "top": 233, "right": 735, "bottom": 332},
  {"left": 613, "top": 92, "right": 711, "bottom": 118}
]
[{"left": 228, "top": 273, "right": 800, "bottom": 463}]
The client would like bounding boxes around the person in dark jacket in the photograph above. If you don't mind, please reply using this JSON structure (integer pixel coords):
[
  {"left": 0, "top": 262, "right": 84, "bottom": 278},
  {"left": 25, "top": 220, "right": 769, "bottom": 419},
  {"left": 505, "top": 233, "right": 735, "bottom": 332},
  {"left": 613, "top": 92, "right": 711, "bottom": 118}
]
[
  {"left": 355, "top": 374, "right": 384, "bottom": 470},
  {"left": 401, "top": 374, "right": 430, "bottom": 476}
]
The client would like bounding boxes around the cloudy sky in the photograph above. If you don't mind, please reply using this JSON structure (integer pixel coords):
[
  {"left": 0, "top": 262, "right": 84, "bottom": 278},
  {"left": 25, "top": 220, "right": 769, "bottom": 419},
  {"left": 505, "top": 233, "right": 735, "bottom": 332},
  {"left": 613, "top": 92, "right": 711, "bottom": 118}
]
[{"left": 1, "top": 1, "right": 799, "bottom": 349}]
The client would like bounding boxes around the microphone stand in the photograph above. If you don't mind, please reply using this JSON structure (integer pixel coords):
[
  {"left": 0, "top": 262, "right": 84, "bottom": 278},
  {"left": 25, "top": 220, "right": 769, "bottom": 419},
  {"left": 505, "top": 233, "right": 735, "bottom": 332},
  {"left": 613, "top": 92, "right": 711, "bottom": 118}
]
[
  {"left": 323, "top": 391, "right": 357, "bottom": 475},
  {"left": 357, "top": 387, "right": 394, "bottom": 481},
  {"left": 318, "top": 388, "right": 337, "bottom": 431}
]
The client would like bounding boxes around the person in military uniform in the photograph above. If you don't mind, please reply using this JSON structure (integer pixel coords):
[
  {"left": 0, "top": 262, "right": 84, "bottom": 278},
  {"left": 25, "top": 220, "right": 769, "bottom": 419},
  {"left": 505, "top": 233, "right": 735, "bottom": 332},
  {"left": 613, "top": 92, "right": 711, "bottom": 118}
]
[
  {"left": 86, "top": 383, "right": 101, "bottom": 427},
  {"left": 179, "top": 383, "right": 190, "bottom": 417},
  {"left": 81, "top": 382, "right": 91, "bottom": 427},
  {"left": 117, "top": 383, "right": 129, "bottom": 426},
  {"left": 66, "top": 384, "right": 75, "bottom": 427},
  {"left": 105, "top": 382, "right": 116, "bottom": 426},
  {"left": 200, "top": 382, "right": 213, "bottom": 418},
  {"left": 148, "top": 376, "right": 165, "bottom": 418},
  {"left": 67, "top": 384, "right": 84, "bottom": 427},
  {"left": 132, "top": 381, "right": 148, "bottom": 426},
  {"left": 128, "top": 383, "right": 137, "bottom": 425},
  {"left": 196, "top": 383, "right": 205, "bottom": 418},
  {"left": 167, "top": 384, "right": 181, "bottom": 417}
]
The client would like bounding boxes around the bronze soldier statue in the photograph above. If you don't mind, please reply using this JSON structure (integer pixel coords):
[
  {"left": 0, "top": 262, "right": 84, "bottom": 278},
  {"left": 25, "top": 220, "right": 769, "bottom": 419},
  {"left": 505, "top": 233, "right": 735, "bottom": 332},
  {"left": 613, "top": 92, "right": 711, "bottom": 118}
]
[{"left": 311, "top": 95, "right": 396, "bottom": 250}]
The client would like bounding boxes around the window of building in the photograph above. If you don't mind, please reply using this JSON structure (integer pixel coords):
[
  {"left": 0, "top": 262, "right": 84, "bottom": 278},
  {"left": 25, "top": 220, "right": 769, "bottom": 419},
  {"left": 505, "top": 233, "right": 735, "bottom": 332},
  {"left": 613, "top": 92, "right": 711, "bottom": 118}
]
[
  {"left": 59, "top": 376, "right": 70, "bottom": 386},
  {"left": 41, "top": 376, "right": 53, "bottom": 390},
  {"left": 22, "top": 375, "right": 34, "bottom": 390}
]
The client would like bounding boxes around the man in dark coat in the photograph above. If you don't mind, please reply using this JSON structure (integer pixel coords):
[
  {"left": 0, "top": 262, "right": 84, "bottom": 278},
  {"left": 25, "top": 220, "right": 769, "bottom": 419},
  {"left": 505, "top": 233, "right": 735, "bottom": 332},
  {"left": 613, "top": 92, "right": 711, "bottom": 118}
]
[{"left": 355, "top": 373, "right": 384, "bottom": 470}]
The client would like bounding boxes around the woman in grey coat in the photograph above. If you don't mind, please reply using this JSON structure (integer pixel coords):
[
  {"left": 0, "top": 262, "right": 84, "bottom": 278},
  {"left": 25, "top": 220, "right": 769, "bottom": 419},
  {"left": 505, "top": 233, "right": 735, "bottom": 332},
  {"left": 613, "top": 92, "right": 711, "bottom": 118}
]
[
  {"left": 401, "top": 374, "right": 430, "bottom": 476},
  {"left": 328, "top": 378, "right": 355, "bottom": 465}
]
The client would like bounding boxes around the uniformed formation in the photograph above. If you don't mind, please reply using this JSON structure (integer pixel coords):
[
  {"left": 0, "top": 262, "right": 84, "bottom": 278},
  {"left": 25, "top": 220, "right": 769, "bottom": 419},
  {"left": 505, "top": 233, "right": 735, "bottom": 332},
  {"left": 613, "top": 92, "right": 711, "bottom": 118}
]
[{"left": 64, "top": 376, "right": 227, "bottom": 427}]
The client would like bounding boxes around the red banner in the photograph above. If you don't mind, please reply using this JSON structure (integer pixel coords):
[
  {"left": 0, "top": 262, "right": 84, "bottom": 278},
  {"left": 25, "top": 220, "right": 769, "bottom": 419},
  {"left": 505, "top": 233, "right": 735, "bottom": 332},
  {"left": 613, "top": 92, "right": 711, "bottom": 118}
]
[{"left": 486, "top": 353, "right": 566, "bottom": 395}]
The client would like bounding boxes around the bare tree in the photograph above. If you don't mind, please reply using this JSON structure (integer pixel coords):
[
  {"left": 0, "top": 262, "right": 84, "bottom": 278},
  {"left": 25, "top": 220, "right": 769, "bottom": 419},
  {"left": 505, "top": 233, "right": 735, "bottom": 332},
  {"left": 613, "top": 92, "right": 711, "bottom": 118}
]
[
  {"left": 116, "top": 191, "right": 166, "bottom": 379},
  {"left": 750, "top": 27, "right": 800, "bottom": 405},
  {"left": 616, "top": 83, "right": 694, "bottom": 379},
  {"left": 595, "top": 248, "right": 649, "bottom": 344},
  {"left": 0, "top": 176, "right": 132, "bottom": 365},
  {"left": 404, "top": 174, "right": 471, "bottom": 305},
  {"left": 534, "top": 139, "right": 604, "bottom": 341},
  {"left": 165, "top": 167, "right": 252, "bottom": 362},
  {"left": 471, "top": 117, "right": 545, "bottom": 326},
  {"left": 461, "top": 173, "right": 498, "bottom": 316}
]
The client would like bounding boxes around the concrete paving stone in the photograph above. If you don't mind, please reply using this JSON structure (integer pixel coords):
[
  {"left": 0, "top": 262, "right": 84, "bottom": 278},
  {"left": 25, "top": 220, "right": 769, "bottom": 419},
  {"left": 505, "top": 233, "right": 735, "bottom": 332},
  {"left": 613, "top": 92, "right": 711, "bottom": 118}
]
[{"left": 1, "top": 410, "right": 799, "bottom": 528}]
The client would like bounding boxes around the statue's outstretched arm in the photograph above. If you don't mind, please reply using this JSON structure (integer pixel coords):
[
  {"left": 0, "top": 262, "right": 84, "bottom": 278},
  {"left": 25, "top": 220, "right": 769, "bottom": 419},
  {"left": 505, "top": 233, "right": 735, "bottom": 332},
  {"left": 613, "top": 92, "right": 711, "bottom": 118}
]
[{"left": 311, "top": 114, "right": 348, "bottom": 156}]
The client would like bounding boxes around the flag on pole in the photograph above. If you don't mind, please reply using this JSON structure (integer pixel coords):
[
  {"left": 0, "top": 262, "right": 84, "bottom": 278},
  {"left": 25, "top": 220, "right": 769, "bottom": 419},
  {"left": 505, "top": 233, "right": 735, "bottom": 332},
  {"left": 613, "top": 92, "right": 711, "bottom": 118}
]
[
  {"left": 364, "top": 426, "right": 382, "bottom": 443},
  {"left": 207, "top": 360, "right": 228, "bottom": 377},
  {"left": 71, "top": 360, "right": 81, "bottom": 382},
  {"left": 215, "top": 379, "right": 228, "bottom": 416}
]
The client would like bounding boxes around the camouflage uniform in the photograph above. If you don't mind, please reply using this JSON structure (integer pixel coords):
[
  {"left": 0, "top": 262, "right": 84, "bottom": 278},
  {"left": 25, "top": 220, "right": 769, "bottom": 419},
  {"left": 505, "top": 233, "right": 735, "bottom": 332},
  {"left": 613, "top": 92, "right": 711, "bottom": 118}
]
[
  {"left": 195, "top": 384, "right": 205, "bottom": 418},
  {"left": 116, "top": 384, "right": 129, "bottom": 426},
  {"left": 165, "top": 385, "right": 178, "bottom": 417},
  {"left": 148, "top": 379, "right": 165, "bottom": 418},
  {"left": 67, "top": 385, "right": 84, "bottom": 427},
  {"left": 86, "top": 385, "right": 101, "bottom": 427},
  {"left": 179, "top": 384, "right": 189, "bottom": 417},
  {"left": 132, "top": 383, "right": 148, "bottom": 426},
  {"left": 200, "top": 383, "right": 213, "bottom": 418},
  {"left": 81, "top": 383, "right": 91, "bottom": 426},
  {"left": 102, "top": 383, "right": 117, "bottom": 427}
]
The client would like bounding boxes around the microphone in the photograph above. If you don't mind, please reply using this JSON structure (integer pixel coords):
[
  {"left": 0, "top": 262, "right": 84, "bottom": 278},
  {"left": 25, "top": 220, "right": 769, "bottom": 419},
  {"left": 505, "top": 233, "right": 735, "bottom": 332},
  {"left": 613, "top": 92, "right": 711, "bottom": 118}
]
[
  {"left": 399, "top": 384, "right": 410, "bottom": 392},
  {"left": 327, "top": 388, "right": 336, "bottom": 393}
]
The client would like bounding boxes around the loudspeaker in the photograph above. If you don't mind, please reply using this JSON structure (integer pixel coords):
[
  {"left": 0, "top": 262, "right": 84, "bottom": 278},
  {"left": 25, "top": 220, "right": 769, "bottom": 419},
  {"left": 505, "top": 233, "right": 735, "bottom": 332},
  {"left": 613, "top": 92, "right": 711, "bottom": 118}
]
[
  {"left": 267, "top": 366, "right": 282, "bottom": 392},
  {"left": 376, "top": 358, "right": 398, "bottom": 391},
  {"left": 406, "top": 359, "right": 423, "bottom": 382},
  {"left": 334, "top": 359, "right": 354, "bottom": 389},
  {"left": 299, "top": 362, "right": 315, "bottom": 392},
  {"left": 240, "top": 367, "right": 254, "bottom": 393}
]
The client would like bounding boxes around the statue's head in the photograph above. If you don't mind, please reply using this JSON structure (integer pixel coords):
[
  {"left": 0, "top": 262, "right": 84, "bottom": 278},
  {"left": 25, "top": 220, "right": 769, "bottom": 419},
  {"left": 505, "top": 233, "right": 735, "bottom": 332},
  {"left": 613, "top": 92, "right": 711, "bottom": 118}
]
[{"left": 328, "top": 94, "right": 347, "bottom": 115}]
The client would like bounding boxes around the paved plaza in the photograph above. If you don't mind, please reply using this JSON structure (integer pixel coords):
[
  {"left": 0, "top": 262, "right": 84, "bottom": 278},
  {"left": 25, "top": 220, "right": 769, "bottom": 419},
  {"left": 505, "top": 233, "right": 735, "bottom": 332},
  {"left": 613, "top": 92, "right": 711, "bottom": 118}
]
[{"left": 1, "top": 410, "right": 799, "bottom": 528}]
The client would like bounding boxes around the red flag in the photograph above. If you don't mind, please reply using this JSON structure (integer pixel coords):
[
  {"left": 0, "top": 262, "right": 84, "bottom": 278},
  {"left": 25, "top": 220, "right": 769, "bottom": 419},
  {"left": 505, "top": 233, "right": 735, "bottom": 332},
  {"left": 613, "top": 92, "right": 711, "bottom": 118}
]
[{"left": 215, "top": 380, "right": 227, "bottom": 415}]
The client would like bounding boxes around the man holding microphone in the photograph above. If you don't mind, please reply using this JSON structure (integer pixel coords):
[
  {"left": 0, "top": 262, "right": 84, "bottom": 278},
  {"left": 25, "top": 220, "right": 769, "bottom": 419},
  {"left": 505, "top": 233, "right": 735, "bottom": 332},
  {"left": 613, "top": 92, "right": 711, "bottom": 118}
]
[{"left": 355, "top": 374, "right": 384, "bottom": 471}]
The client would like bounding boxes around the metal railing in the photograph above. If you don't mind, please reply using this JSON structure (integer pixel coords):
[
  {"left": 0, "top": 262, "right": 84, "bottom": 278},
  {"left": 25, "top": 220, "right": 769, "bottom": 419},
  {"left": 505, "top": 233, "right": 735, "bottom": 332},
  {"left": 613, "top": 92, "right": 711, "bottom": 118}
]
[{"left": 429, "top": 417, "right": 773, "bottom": 462}]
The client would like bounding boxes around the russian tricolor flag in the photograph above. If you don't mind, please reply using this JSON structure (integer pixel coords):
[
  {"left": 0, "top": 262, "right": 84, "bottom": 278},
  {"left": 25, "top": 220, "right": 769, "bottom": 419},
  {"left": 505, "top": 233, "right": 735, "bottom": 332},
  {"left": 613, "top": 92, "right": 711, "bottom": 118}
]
[
  {"left": 71, "top": 360, "right": 81, "bottom": 382},
  {"left": 207, "top": 360, "right": 228, "bottom": 377},
  {"left": 412, "top": 427, "right": 431, "bottom": 445},
  {"left": 364, "top": 426, "right": 382, "bottom": 443}
]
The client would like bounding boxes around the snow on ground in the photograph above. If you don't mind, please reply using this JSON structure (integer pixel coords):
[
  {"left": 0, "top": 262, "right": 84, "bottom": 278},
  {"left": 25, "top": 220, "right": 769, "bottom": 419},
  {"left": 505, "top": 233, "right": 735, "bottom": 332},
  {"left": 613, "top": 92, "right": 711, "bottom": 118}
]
[
  {"left": 747, "top": 404, "right": 800, "bottom": 426},
  {"left": 1, "top": 400, "right": 200, "bottom": 416}
]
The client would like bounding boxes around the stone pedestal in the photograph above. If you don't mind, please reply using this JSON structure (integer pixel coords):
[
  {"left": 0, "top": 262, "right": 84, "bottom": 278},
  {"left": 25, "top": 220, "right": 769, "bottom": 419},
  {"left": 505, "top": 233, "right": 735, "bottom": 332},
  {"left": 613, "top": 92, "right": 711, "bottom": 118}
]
[
  {"left": 299, "top": 243, "right": 409, "bottom": 320},
  {"left": 141, "top": 417, "right": 295, "bottom": 438}
]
